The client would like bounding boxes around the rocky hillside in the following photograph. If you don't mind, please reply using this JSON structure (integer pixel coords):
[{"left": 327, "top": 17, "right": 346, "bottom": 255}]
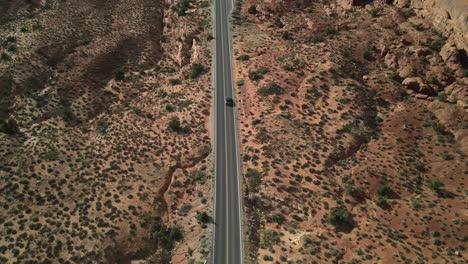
[
  {"left": 0, "top": 0, "right": 213, "bottom": 263},
  {"left": 232, "top": 0, "right": 467, "bottom": 263}
]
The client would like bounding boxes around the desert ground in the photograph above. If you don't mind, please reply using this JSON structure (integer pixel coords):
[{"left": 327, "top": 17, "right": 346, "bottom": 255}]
[
  {"left": 1, "top": 0, "right": 467, "bottom": 263},
  {"left": 0, "top": 0, "right": 214, "bottom": 263},
  {"left": 232, "top": 0, "right": 467, "bottom": 263}
]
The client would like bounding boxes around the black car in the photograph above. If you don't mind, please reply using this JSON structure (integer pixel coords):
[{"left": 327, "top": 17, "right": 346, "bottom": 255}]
[{"left": 225, "top": 97, "right": 234, "bottom": 106}]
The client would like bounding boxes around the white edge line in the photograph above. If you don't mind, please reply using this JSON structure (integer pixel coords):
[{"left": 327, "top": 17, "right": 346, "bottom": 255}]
[
  {"left": 225, "top": 0, "right": 244, "bottom": 263},
  {"left": 210, "top": 0, "right": 218, "bottom": 263}
]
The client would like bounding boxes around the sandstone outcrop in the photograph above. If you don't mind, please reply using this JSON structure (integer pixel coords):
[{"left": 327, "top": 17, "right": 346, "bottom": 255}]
[
  {"left": 401, "top": 0, "right": 468, "bottom": 51},
  {"left": 337, "top": 0, "right": 373, "bottom": 9}
]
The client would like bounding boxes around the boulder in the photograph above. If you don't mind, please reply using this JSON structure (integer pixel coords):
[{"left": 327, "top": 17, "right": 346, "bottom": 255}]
[
  {"left": 384, "top": 53, "right": 398, "bottom": 68},
  {"left": 445, "top": 83, "right": 468, "bottom": 104},
  {"left": 337, "top": 0, "right": 372, "bottom": 9},
  {"left": 394, "top": 0, "right": 410, "bottom": 8},
  {"left": 402, "top": 77, "right": 433, "bottom": 95},
  {"left": 398, "top": 64, "right": 417, "bottom": 79},
  {"left": 440, "top": 38, "right": 462, "bottom": 71}
]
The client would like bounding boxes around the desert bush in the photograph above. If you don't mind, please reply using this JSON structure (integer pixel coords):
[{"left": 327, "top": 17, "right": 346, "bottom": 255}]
[
  {"left": 248, "top": 5, "right": 257, "bottom": 14},
  {"left": 96, "top": 120, "right": 109, "bottom": 134},
  {"left": 0, "top": 118, "right": 19, "bottom": 135},
  {"left": 324, "top": 27, "right": 338, "bottom": 36},
  {"left": 427, "top": 179, "right": 444, "bottom": 192},
  {"left": 345, "top": 183, "right": 361, "bottom": 198},
  {"left": 113, "top": 68, "right": 125, "bottom": 81},
  {"left": 152, "top": 220, "right": 184, "bottom": 245},
  {"left": 179, "top": 203, "right": 192, "bottom": 216},
  {"left": 376, "top": 184, "right": 392, "bottom": 197},
  {"left": 191, "top": 170, "right": 208, "bottom": 183},
  {"left": 363, "top": 50, "right": 373, "bottom": 61},
  {"left": 258, "top": 82, "right": 284, "bottom": 96},
  {"left": 1, "top": 52, "right": 11, "bottom": 61},
  {"left": 169, "top": 78, "right": 182, "bottom": 85},
  {"left": 309, "top": 35, "right": 324, "bottom": 43},
  {"left": 248, "top": 67, "right": 269, "bottom": 81},
  {"left": 188, "top": 63, "right": 205, "bottom": 79},
  {"left": 441, "top": 151, "right": 454, "bottom": 160},
  {"left": 412, "top": 23, "right": 425, "bottom": 31},
  {"left": 237, "top": 54, "right": 250, "bottom": 61},
  {"left": 260, "top": 230, "right": 280, "bottom": 249},
  {"left": 173, "top": 0, "right": 190, "bottom": 16},
  {"left": 271, "top": 212, "right": 285, "bottom": 225},
  {"left": 168, "top": 117, "right": 181, "bottom": 132},
  {"left": 248, "top": 70, "right": 261, "bottom": 81},
  {"left": 375, "top": 196, "right": 389, "bottom": 208},
  {"left": 246, "top": 168, "right": 262, "bottom": 189},
  {"left": 368, "top": 7, "right": 383, "bottom": 17},
  {"left": 327, "top": 205, "right": 351, "bottom": 227},
  {"left": 282, "top": 32, "right": 292, "bottom": 40},
  {"left": 196, "top": 211, "right": 211, "bottom": 224}
]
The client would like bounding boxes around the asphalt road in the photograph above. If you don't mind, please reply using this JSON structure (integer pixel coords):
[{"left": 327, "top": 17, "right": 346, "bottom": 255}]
[{"left": 212, "top": 0, "right": 243, "bottom": 262}]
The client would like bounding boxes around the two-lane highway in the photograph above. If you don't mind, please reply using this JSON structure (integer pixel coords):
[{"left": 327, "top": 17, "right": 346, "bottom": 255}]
[{"left": 212, "top": 0, "right": 243, "bottom": 262}]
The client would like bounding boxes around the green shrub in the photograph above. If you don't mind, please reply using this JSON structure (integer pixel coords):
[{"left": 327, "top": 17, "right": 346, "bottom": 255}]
[
  {"left": 188, "top": 63, "right": 205, "bottom": 79},
  {"left": 375, "top": 196, "right": 389, "bottom": 208},
  {"left": 257, "top": 82, "right": 284, "bottom": 96},
  {"left": 96, "top": 120, "right": 109, "bottom": 134},
  {"left": 412, "top": 23, "right": 425, "bottom": 31},
  {"left": 376, "top": 184, "right": 392, "bottom": 197},
  {"left": 248, "top": 70, "right": 262, "bottom": 81},
  {"left": 248, "top": 5, "right": 257, "bottom": 14},
  {"left": 368, "top": 7, "right": 383, "bottom": 17},
  {"left": 309, "top": 35, "right": 324, "bottom": 43},
  {"left": 1, "top": 52, "right": 11, "bottom": 61},
  {"left": 114, "top": 68, "right": 125, "bottom": 81},
  {"left": 345, "top": 183, "right": 361, "bottom": 198},
  {"left": 260, "top": 230, "right": 280, "bottom": 249},
  {"left": 246, "top": 168, "right": 262, "bottom": 189},
  {"left": 168, "top": 117, "right": 182, "bottom": 131},
  {"left": 327, "top": 205, "right": 351, "bottom": 227},
  {"left": 152, "top": 220, "right": 184, "bottom": 244},
  {"left": 271, "top": 212, "right": 285, "bottom": 225},
  {"left": 282, "top": 32, "right": 292, "bottom": 40},
  {"left": 441, "top": 151, "right": 454, "bottom": 160},
  {"left": 257, "top": 67, "right": 269, "bottom": 75},
  {"left": 6, "top": 35, "right": 16, "bottom": 43},
  {"left": 196, "top": 211, "right": 211, "bottom": 224},
  {"left": 173, "top": 0, "right": 190, "bottom": 16},
  {"left": 0, "top": 119, "right": 19, "bottom": 135},
  {"left": 169, "top": 78, "right": 182, "bottom": 85},
  {"left": 427, "top": 179, "right": 444, "bottom": 192},
  {"left": 363, "top": 50, "right": 373, "bottom": 61},
  {"left": 324, "top": 27, "right": 338, "bottom": 36}
]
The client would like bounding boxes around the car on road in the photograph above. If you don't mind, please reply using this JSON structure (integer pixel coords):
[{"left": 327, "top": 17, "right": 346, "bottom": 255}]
[{"left": 225, "top": 97, "right": 234, "bottom": 106}]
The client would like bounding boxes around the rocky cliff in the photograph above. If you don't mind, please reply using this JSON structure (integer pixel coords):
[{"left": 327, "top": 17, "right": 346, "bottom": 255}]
[{"left": 396, "top": 0, "right": 467, "bottom": 51}]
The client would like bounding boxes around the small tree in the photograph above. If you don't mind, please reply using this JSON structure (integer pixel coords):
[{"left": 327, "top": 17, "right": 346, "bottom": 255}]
[
  {"left": 427, "top": 179, "right": 444, "bottom": 193},
  {"left": 248, "top": 5, "right": 257, "bottom": 14},
  {"left": 345, "top": 183, "right": 361, "bottom": 198},
  {"left": 376, "top": 184, "right": 392, "bottom": 197},
  {"left": 0, "top": 119, "right": 19, "bottom": 135},
  {"left": 96, "top": 120, "right": 109, "bottom": 134},
  {"left": 196, "top": 211, "right": 211, "bottom": 224},
  {"left": 327, "top": 205, "right": 351, "bottom": 227},
  {"left": 168, "top": 117, "right": 181, "bottom": 132},
  {"left": 188, "top": 63, "right": 205, "bottom": 79},
  {"left": 375, "top": 196, "right": 389, "bottom": 208},
  {"left": 257, "top": 82, "right": 284, "bottom": 96}
]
